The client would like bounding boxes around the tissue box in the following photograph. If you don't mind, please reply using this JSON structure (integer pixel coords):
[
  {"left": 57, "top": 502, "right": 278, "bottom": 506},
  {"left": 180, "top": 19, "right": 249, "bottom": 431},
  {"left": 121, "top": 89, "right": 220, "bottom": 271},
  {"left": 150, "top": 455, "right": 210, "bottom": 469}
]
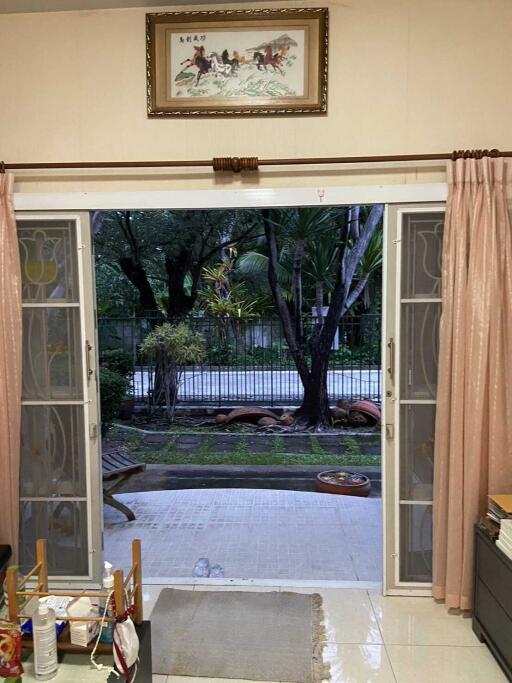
[{"left": 67, "top": 597, "right": 99, "bottom": 647}]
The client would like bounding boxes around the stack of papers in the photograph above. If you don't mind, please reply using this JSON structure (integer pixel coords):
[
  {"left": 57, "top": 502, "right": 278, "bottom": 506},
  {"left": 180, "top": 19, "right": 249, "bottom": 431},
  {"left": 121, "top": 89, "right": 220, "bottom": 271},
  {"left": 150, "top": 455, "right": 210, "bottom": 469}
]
[{"left": 497, "top": 518, "right": 512, "bottom": 562}]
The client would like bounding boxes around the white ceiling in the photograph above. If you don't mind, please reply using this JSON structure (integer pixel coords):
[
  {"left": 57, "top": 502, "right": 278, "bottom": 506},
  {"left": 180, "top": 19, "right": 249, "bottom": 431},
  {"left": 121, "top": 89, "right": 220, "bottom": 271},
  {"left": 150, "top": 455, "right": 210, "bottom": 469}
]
[{"left": 0, "top": 0, "right": 251, "bottom": 12}]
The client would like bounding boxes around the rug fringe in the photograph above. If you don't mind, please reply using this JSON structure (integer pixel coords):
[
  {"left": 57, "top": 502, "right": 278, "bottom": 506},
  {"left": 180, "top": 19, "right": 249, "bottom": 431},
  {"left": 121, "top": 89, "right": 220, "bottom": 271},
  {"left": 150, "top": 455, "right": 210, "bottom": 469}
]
[{"left": 311, "top": 593, "right": 330, "bottom": 683}]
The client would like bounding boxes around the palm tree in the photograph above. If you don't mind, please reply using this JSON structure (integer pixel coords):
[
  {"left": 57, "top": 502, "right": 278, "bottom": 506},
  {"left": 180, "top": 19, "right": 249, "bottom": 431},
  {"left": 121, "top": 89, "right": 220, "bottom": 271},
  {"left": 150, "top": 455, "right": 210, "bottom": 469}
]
[{"left": 257, "top": 205, "right": 384, "bottom": 429}]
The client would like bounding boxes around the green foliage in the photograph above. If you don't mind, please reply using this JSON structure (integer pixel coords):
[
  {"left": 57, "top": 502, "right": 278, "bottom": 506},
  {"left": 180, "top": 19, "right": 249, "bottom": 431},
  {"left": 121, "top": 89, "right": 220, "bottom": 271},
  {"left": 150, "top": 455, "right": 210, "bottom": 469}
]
[
  {"left": 203, "top": 336, "right": 379, "bottom": 368},
  {"left": 99, "top": 368, "right": 129, "bottom": 436},
  {"left": 199, "top": 258, "right": 267, "bottom": 318},
  {"left": 140, "top": 322, "right": 206, "bottom": 366},
  {"left": 140, "top": 322, "right": 206, "bottom": 419},
  {"left": 94, "top": 209, "right": 261, "bottom": 317},
  {"left": 95, "top": 259, "right": 140, "bottom": 316},
  {"left": 231, "top": 434, "right": 251, "bottom": 461},
  {"left": 100, "top": 348, "right": 134, "bottom": 378},
  {"left": 342, "top": 437, "right": 364, "bottom": 459}
]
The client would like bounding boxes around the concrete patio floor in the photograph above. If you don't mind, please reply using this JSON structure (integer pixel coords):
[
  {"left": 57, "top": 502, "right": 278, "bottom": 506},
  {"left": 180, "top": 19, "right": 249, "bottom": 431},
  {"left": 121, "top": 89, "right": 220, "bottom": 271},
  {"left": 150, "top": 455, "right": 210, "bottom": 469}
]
[{"left": 104, "top": 488, "right": 382, "bottom": 583}]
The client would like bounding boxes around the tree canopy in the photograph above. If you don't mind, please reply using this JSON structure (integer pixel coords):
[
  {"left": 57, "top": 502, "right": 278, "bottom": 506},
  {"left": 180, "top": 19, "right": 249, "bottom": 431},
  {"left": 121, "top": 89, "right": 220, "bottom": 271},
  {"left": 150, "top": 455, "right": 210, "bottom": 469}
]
[{"left": 94, "top": 209, "right": 262, "bottom": 317}]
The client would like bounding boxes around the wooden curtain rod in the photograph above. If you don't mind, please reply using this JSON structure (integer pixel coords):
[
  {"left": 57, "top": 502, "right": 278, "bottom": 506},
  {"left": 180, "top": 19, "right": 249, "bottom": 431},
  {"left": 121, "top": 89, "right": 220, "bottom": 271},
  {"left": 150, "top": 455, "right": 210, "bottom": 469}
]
[{"left": 1, "top": 149, "right": 510, "bottom": 174}]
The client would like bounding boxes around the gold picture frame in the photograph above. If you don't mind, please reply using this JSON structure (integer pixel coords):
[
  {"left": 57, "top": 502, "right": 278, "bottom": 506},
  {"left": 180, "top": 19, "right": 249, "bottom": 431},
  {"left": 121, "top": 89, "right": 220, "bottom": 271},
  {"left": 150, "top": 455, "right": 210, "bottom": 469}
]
[{"left": 146, "top": 8, "right": 328, "bottom": 117}]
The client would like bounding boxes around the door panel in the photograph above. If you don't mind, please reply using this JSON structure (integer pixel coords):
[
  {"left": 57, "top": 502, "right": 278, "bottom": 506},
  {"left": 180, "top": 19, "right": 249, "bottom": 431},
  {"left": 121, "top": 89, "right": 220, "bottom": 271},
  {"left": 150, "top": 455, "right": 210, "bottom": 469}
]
[
  {"left": 17, "top": 213, "right": 101, "bottom": 583},
  {"left": 22, "top": 307, "right": 83, "bottom": 400},
  {"left": 383, "top": 206, "right": 444, "bottom": 593}
]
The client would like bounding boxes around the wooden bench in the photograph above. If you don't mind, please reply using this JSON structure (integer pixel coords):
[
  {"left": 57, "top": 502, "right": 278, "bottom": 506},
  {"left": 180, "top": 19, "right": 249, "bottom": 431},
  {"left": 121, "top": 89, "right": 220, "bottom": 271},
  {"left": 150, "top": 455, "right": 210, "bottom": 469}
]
[{"left": 102, "top": 447, "right": 146, "bottom": 521}]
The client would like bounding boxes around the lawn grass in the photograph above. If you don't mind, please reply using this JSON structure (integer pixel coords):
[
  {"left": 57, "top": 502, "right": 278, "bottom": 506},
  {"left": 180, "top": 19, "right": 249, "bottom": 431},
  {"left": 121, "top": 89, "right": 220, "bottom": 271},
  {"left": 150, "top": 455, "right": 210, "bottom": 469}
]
[{"left": 136, "top": 449, "right": 380, "bottom": 467}]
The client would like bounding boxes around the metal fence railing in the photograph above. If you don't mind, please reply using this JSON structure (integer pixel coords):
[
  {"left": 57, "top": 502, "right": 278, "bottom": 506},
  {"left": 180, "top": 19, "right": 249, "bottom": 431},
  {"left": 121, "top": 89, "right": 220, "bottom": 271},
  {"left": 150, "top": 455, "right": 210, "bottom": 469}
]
[{"left": 98, "top": 314, "right": 381, "bottom": 406}]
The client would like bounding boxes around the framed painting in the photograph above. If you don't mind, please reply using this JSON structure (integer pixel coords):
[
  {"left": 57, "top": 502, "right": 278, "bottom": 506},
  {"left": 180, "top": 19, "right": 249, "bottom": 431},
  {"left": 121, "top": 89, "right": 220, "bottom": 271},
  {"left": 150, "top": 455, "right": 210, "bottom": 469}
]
[{"left": 146, "top": 8, "right": 328, "bottom": 117}]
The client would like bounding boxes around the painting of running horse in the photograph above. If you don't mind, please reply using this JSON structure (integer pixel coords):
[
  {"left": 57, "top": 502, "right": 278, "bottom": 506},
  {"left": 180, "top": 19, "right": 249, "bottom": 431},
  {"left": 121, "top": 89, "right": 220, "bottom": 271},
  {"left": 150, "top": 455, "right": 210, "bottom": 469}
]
[{"left": 147, "top": 8, "right": 328, "bottom": 116}]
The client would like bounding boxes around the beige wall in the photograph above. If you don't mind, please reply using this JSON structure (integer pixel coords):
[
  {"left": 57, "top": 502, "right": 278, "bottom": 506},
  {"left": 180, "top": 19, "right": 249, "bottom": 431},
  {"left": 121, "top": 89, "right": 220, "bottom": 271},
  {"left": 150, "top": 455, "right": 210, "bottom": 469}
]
[{"left": 2, "top": 0, "right": 512, "bottom": 193}]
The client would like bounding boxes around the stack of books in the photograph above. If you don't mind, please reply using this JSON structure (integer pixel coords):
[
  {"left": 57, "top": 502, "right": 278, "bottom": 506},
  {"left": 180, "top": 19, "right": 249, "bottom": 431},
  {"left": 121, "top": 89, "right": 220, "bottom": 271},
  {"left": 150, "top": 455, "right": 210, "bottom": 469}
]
[{"left": 487, "top": 494, "right": 512, "bottom": 526}]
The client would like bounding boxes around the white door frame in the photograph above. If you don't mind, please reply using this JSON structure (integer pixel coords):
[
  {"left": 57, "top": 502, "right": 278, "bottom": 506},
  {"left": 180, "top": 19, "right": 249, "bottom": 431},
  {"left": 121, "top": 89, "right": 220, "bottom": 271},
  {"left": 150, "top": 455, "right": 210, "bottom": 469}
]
[
  {"left": 383, "top": 204, "right": 445, "bottom": 596},
  {"left": 14, "top": 181, "right": 447, "bottom": 590},
  {"left": 16, "top": 211, "right": 102, "bottom": 586},
  {"left": 13, "top": 184, "right": 447, "bottom": 212}
]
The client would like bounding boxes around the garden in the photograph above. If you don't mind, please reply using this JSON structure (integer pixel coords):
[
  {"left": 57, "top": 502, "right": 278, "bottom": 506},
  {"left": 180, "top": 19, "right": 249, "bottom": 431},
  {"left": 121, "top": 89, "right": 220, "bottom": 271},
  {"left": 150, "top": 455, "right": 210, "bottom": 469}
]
[{"left": 95, "top": 205, "right": 383, "bottom": 478}]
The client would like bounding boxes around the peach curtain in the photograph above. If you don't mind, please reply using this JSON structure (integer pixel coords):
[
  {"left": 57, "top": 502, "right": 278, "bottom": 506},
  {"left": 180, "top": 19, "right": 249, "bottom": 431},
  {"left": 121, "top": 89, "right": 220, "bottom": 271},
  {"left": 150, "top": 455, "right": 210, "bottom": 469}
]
[
  {"left": 0, "top": 174, "right": 22, "bottom": 560},
  {"left": 432, "top": 156, "right": 512, "bottom": 610}
]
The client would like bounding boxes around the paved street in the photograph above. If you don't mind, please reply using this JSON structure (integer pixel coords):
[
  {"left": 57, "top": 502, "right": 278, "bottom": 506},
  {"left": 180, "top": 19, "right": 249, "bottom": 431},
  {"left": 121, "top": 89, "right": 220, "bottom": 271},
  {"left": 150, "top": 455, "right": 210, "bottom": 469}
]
[{"left": 133, "top": 368, "right": 381, "bottom": 403}]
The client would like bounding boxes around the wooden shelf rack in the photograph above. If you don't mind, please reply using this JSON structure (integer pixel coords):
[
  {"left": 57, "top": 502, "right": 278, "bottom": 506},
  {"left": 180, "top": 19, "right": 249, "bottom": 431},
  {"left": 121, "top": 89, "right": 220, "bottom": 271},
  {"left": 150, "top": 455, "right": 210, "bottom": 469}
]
[{"left": 5, "top": 538, "right": 143, "bottom": 654}]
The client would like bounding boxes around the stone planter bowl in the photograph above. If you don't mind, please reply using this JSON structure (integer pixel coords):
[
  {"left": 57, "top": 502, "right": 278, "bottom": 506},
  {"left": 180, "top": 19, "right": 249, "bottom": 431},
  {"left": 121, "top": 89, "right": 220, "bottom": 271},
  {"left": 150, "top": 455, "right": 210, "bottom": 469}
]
[{"left": 315, "top": 470, "right": 372, "bottom": 497}]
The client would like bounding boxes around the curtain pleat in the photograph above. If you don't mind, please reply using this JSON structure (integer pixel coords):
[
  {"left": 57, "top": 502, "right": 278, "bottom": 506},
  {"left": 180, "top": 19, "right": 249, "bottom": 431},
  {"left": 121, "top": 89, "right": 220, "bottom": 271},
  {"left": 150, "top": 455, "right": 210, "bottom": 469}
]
[
  {"left": 433, "top": 157, "right": 512, "bottom": 610},
  {"left": 0, "top": 174, "right": 22, "bottom": 560}
]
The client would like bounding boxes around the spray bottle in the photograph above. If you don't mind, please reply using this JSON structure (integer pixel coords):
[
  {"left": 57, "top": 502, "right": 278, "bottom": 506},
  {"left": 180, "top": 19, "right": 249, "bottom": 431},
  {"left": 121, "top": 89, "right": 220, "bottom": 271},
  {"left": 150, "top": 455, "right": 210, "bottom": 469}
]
[
  {"left": 32, "top": 598, "right": 58, "bottom": 680},
  {"left": 99, "top": 561, "right": 114, "bottom": 644}
]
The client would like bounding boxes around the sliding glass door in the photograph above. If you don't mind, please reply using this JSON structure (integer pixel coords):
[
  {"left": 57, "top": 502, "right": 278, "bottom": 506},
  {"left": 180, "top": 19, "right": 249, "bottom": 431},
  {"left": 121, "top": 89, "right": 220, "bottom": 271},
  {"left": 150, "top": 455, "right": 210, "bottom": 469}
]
[
  {"left": 383, "top": 204, "right": 444, "bottom": 593},
  {"left": 17, "top": 212, "right": 102, "bottom": 583}
]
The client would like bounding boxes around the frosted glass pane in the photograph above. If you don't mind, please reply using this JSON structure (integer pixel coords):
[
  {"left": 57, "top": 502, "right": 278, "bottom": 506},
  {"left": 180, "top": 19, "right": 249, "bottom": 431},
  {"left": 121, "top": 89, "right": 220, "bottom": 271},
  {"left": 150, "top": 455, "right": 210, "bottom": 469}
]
[
  {"left": 400, "top": 404, "right": 435, "bottom": 501},
  {"left": 19, "top": 501, "right": 88, "bottom": 576},
  {"left": 18, "top": 220, "right": 78, "bottom": 303},
  {"left": 22, "top": 307, "right": 83, "bottom": 400},
  {"left": 400, "top": 302, "right": 440, "bottom": 400},
  {"left": 399, "top": 504, "right": 432, "bottom": 582},
  {"left": 401, "top": 212, "right": 444, "bottom": 299},
  {"left": 20, "top": 405, "right": 86, "bottom": 498}
]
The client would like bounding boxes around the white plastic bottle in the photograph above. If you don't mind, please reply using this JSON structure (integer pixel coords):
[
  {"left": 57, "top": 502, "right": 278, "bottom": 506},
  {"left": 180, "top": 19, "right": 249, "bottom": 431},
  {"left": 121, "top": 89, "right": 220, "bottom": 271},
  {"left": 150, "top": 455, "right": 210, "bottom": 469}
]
[
  {"left": 99, "top": 561, "right": 115, "bottom": 644},
  {"left": 32, "top": 597, "right": 58, "bottom": 680}
]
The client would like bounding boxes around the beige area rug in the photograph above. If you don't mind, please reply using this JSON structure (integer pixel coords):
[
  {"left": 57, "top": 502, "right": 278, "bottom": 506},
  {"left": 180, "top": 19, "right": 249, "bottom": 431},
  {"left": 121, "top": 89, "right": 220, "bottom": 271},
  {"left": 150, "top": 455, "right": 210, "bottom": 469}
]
[{"left": 151, "top": 589, "right": 329, "bottom": 683}]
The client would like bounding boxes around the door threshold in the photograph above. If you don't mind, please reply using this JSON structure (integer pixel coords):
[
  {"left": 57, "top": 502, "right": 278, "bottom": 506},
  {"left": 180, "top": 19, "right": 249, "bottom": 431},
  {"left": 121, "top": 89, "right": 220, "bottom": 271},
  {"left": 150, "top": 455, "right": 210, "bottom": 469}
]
[{"left": 143, "top": 576, "right": 382, "bottom": 590}]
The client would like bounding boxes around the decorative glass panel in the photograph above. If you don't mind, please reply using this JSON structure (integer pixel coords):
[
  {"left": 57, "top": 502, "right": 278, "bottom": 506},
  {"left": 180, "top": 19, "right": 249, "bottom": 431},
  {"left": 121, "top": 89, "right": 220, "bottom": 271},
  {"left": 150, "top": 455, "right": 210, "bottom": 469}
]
[
  {"left": 19, "top": 501, "right": 88, "bottom": 575},
  {"left": 17, "top": 221, "right": 79, "bottom": 303},
  {"left": 22, "top": 307, "right": 83, "bottom": 400},
  {"left": 401, "top": 213, "right": 444, "bottom": 299},
  {"left": 400, "top": 302, "right": 440, "bottom": 400},
  {"left": 20, "top": 406, "right": 86, "bottom": 498},
  {"left": 400, "top": 404, "right": 435, "bottom": 501},
  {"left": 399, "top": 504, "right": 433, "bottom": 582}
]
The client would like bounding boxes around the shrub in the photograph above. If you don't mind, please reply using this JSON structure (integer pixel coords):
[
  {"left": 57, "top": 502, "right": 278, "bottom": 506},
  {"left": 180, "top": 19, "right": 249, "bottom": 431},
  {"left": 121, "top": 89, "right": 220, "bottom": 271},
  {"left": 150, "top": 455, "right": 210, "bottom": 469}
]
[
  {"left": 99, "top": 367, "right": 129, "bottom": 436},
  {"left": 100, "top": 348, "right": 134, "bottom": 379},
  {"left": 140, "top": 322, "right": 206, "bottom": 419}
]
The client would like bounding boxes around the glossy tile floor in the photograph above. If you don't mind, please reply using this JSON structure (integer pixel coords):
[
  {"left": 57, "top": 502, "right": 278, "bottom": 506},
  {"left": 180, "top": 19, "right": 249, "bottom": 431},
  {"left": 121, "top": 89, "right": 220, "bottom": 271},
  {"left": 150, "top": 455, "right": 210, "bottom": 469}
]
[
  {"left": 20, "top": 585, "right": 508, "bottom": 682},
  {"left": 103, "top": 489, "right": 382, "bottom": 581}
]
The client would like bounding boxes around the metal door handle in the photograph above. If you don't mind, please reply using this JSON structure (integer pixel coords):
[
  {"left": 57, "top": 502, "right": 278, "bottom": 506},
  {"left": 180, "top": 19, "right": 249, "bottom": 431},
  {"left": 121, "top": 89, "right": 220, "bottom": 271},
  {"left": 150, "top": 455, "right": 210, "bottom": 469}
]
[
  {"left": 85, "top": 340, "right": 93, "bottom": 382},
  {"left": 387, "top": 337, "right": 395, "bottom": 383}
]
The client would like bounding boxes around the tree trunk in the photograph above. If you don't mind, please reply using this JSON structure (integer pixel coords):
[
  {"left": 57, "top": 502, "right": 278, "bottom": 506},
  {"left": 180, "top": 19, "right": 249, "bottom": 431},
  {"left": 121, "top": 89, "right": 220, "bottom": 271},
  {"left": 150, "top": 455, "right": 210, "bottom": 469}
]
[
  {"left": 165, "top": 252, "right": 196, "bottom": 319},
  {"left": 315, "top": 282, "right": 324, "bottom": 328},
  {"left": 293, "top": 349, "right": 331, "bottom": 430},
  {"left": 292, "top": 239, "right": 305, "bottom": 341},
  {"left": 118, "top": 256, "right": 159, "bottom": 313}
]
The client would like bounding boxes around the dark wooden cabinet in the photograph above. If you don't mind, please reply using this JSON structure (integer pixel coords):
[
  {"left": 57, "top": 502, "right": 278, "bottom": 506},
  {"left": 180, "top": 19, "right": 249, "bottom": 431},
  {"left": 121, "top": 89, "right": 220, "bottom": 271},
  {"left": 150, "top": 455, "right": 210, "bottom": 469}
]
[{"left": 473, "top": 525, "right": 512, "bottom": 681}]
